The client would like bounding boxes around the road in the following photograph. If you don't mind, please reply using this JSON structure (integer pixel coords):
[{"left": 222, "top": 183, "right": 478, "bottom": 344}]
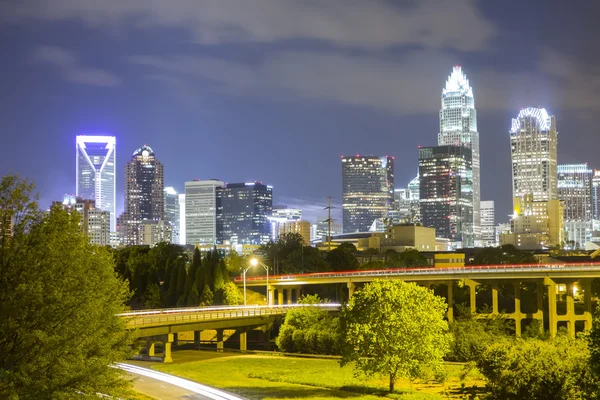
[{"left": 117, "top": 363, "right": 244, "bottom": 400}]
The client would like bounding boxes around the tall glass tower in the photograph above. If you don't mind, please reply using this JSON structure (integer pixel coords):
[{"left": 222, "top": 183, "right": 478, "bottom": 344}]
[
  {"left": 438, "top": 66, "right": 479, "bottom": 246},
  {"left": 76, "top": 135, "right": 116, "bottom": 231}
]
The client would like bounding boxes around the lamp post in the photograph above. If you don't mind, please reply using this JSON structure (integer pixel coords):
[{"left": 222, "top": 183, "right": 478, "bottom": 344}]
[{"left": 243, "top": 258, "right": 269, "bottom": 306}]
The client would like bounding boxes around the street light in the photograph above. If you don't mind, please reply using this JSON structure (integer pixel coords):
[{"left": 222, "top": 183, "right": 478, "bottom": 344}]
[{"left": 243, "top": 258, "right": 269, "bottom": 306}]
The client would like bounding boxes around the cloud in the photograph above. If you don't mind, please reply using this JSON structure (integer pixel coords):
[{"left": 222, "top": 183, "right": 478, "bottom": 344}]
[
  {"left": 30, "top": 45, "right": 121, "bottom": 87},
  {"left": 4, "top": 0, "right": 494, "bottom": 51},
  {"left": 277, "top": 196, "right": 342, "bottom": 224}
]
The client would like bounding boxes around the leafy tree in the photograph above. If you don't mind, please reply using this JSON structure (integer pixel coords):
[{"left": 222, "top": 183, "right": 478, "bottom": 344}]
[
  {"left": 222, "top": 282, "right": 243, "bottom": 305},
  {"left": 224, "top": 249, "right": 247, "bottom": 274},
  {"left": 200, "top": 284, "right": 214, "bottom": 306},
  {"left": 176, "top": 262, "right": 187, "bottom": 305},
  {"left": 143, "top": 283, "right": 161, "bottom": 309},
  {"left": 276, "top": 295, "right": 339, "bottom": 355},
  {"left": 185, "top": 247, "right": 201, "bottom": 300},
  {"left": 0, "top": 175, "right": 132, "bottom": 398},
  {"left": 167, "top": 259, "right": 180, "bottom": 306},
  {"left": 326, "top": 243, "right": 359, "bottom": 271},
  {"left": 187, "top": 284, "right": 200, "bottom": 307},
  {"left": 471, "top": 244, "right": 535, "bottom": 265},
  {"left": 588, "top": 305, "right": 600, "bottom": 394},
  {"left": 339, "top": 280, "right": 451, "bottom": 392},
  {"left": 214, "top": 260, "right": 225, "bottom": 291},
  {"left": 478, "top": 337, "right": 592, "bottom": 400},
  {"left": 362, "top": 247, "right": 380, "bottom": 262}
]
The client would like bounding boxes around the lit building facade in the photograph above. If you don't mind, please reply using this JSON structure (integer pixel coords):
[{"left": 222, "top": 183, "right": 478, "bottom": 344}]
[
  {"left": 419, "top": 145, "right": 473, "bottom": 248},
  {"left": 480, "top": 200, "right": 495, "bottom": 247},
  {"left": 76, "top": 135, "right": 116, "bottom": 231},
  {"left": 342, "top": 155, "right": 394, "bottom": 233},
  {"left": 558, "top": 164, "right": 592, "bottom": 248},
  {"left": 217, "top": 182, "right": 273, "bottom": 245},
  {"left": 139, "top": 219, "right": 172, "bottom": 247},
  {"left": 120, "top": 145, "right": 164, "bottom": 246},
  {"left": 510, "top": 107, "right": 558, "bottom": 202},
  {"left": 438, "top": 66, "right": 480, "bottom": 245},
  {"left": 592, "top": 170, "right": 600, "bottom": 232},
  {"left": 394, "top": 175, "right": 420, "bottom": 223},
  {"left": 58, "top": 195, "right": 110, "bottom": 246},
  {"left": 184, "top": 180, "right": 224, "bottom": 245},
  {"left": 315, "top": 218, "right": 342, "bottom": 242},
  {"left": 278, "top": 220, "right": 311, "bottom": 246},
  {"left": 164, "top": 187, "right": 180, "bottom": 244},
  {"left": 178, "top": 193, "right": 186, "bottom": 245},
  {"left": 269, "top": 206, "right": 303, "bottom": 241}
]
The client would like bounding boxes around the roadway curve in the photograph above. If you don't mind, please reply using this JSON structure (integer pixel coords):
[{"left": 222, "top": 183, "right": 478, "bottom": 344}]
[{"left": 117, "top": 363, "right": 245, "bottom": 400}]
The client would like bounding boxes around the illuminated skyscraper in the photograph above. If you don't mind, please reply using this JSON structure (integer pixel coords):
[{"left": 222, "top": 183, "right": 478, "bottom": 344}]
[
  {"left": 342, "top": 155, "right": 394, "bottom": 233},
  {"left": 419, "top": 146, "right": 473, "bottom": 248},
  {"left": 164, "top": 187, "right": 180, "bottom": 244},
  {"left": 510, "top": 107, "right": 558, "bottom": 202},
  {"left": 120, "top": 145, "right": 164, "bottom": 246},
  {"left": 438, "top": 66, "right": 480, "bottom": 246},
  {"left": 76, "top": 135, "right": 116, "bottom": 231},
  {"left": 185, "top": 179, "right": 224, "bottom": 245},
  {"left": 558, "top": 164, "right": 592, "bottom": 248},
  {"left": 480, "top": 200, "right": 495, "bottom": 247}
]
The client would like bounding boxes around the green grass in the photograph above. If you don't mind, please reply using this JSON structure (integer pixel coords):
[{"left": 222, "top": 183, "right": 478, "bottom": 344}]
[{"left": 152, "top": 351, "right": 486, "bottom": 400}]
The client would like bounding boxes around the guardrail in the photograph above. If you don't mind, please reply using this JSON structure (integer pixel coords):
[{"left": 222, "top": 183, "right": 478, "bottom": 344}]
[
  {"left": 120, "top": 304, "right": 341, "bottom": 328},
  {"left": 237, "top": 262, "right": 600, "bottom": 283}
]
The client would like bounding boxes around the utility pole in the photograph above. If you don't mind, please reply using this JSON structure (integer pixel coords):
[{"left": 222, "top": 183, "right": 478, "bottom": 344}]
[{"left": 324, "top": 196, "right": 334, "bottom": 252}]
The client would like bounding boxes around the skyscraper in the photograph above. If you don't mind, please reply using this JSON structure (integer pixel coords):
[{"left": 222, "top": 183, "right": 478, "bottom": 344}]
[
  {"left": 480, "top": 200, "right": 495, "bottom": 247},
  {"left": 120, "top": 145, "right": 164, "bottom": 246},
  {"left": 558, "top": 164, "right": 592, "bottom": 248},
  {"left": 164, "top": 187, "right": 180, "bottom": 244},
  {"left": 438, "top": 66, "right": 480, "bottom": 245},
  {"left": 76, "top": 135, "right": 116, "bottom": 231},
  {"left": 510, "top": 107, "right": 558, "bottom": 202},
  {"left": 57, "top": 195, "right": 110, "bottom": 246},
  {"left": 184, "top": 179, "right": 224, "bottom": 245},
  {"left": 217, "top": 182, "right": 273, "bottom": 245},
  {"left": 419, "top": 146, "right": 473, "bottom": 248},
  {"left": 342, "top": 155, "right": 394, "bottom": 233}
]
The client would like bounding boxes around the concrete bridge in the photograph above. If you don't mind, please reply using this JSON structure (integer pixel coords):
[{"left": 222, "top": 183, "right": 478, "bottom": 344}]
[
  {"left": 119, "top": 304, "right": 339, "bottom": 362},
  {"left": 238, "top": 262, "right": 600, "bottom": 337}
]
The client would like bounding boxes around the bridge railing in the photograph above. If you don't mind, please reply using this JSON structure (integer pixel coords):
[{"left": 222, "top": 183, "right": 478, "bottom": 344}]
[{"left": 121, "top": 304, "right": 341, "bottom": 329}]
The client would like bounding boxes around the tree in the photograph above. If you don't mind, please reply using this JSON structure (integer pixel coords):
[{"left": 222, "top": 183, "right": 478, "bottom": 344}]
[
  {"left": 175, "top": 262, "right": 187, "bottom": 306},
  {"left": 143, "top": 283, "right": 161, "bottom": 309},
  {"left": 326, "top": 243, "right": 359, "bottom": 271},
  {"left": 587, "top": 305, "right": 600, "bottom": 394},
  {"left": 339, "top": 280, "right": 451, "bottom": 392},
  {"left": 200, "top": 284, "right": 214, "bottom": 306},
  {"left": 224, "top": 249, "right": 247, "bottom": 274},
  {"left": 0, "top": 175, "right": 132, "bottom": 398},
  {"left": 187, "top": 284, "right": 200, "bottom": 307},
  {"left": 185, "top": 247, "right": 201, "bottom": 300},
  {"left": 471, "top": 244, "right": 535, "bottom": 265},
  {"left": 222, "top": 282, "right": 242, "bottom": 305}
]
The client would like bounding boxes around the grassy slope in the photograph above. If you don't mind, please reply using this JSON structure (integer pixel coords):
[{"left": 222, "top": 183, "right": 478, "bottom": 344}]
[{"left": 153, "top": 351, "right": 485, "bottom": 400}]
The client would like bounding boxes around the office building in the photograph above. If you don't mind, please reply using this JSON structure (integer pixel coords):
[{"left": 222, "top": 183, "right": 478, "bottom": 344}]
[
  {"left": 75, "top": 135, "right": 116, "bottom": 231},
  {"left": 480, "top": 200, "right": 495, "bottom": 247},
  {"left": 394, "top": 175, "right": 420, "bottom": 223},
  {"left": 58, "top": 195, "right": 110, "bottom": 246},
  {"left": 501, "top": 195, "right": 564, "bottom": 249},
  {"left": 120, "top": 145, "right": 164, "bottom": 246},
  {"left": 139, "top": 219, "right": 172, "bottom": 247},
  {"left": 558, "top": 164, "right": 592, "bottom": 248},
  {"left": 592, "top": 170, "right": 600, "bottom": 232},
  {"left": 438, "top": 66, "right": 480, "bottom": 245},
  {"left": 178, "top": 193, "right": 186, "bottom": 245},
  {"left": 184, "top": 180, "right": 224, "bottom": 246},
  {"left": 510, "top": 107, "right": 558, "bottom": 202},
  {"left": 269, "top": 206, "right": 303, "bottom": 241},
  {"left": 278, "top": 220, "right": 311, "bottom": 246},
  {"left": 495, "top": 223, "right": 511, "bottom": 247},
  {"left": 342, "top": 155, "right": 394, "bottom": 233},
  {"left": 217, "top": 182, "right": 273, "bottom": 245},
  {"left": 419, "top": 145, "right": 473, "bottom": 249},
  {"left": 164, "top": 187, "right": 180, "bottom": 244}
]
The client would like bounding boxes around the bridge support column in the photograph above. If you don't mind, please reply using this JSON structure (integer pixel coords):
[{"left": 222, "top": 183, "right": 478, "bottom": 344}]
[
  {"left": 239, "top": 329, "right": 247, "bottom": 352},
  {"left": 194, "top": 331, "right": 201, "bottom": 347},
  {"left": 277, "top": 290, "right": 284, "bottom": 306},
  {"left": 268, "top": 287, "right": 275, "bottom": 306},
  {"left": 537, "top": 280, "right": 545, "bottom": 334},
  {"left": 216, "top": 329, "right": 224, "bottom": 352},
  {"left": 286, "top": 288, "right": 292, "bottom": 305},
  {"left": 446, "top": 282, "right": 453, "bottom": 323},
  {"left": 566, "top": 282, "right": 576, "bottom": 337},
  {"left": 148, "top": 342, "right": 156, "bottom": 357},
  {"left": 347, "top": 281, "right": 355, "bottom": 299},
  {"left": 491, "top": 283, "right": 499, "bottom": 315},
  {"left": 465, "top": 279, "right": 477, "bottom": 315},
  {"left": 514, "top": 283, "right": 522, "bottom": 337},
  {"left": 584, "top": 279, "right": 593, "bottom": 330},
  {"left": 163, "top": 334, "right": 174, "bottom": 363},
  {"left": 546, "top": 278, "right": 558, "bottom": 338}
]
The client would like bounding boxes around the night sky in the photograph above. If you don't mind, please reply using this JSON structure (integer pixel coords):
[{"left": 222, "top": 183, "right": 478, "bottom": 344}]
[{"left": 1, "top": 1, "right": 599, "bottom": 225}]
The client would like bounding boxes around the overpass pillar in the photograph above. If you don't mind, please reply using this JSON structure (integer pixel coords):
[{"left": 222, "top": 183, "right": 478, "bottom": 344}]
[
  {"left": 465, "top": 279, "right": 477, "bottom": 314},
  {"left": 566, "top": 282, "right": 576, "bottom": 337},
  {"left": 286, "top": 288, "right": 293, "bottom": 305},
  {"left": 163, "top": 333, "right": 174, "bottom": 363},
  {"left": 584, "top": 279, "right": 593, "bottom": 330},
  {"left": 514, "top": 282, "right": 522, "bottom": 337},
  {"left": 194, "top": 330, "right": 201, "bottom": 347},
  {"left": 277, "top": 290, "right": 284, "bottom": 306},
  {"left": 536, "top": 280, "right": 545, "bottom": 334},
  {"left": 239, "top": 329, "right": 248, "bottom": 352},
  {"left": 268, "top": 287, "right": 275, "bottom": 306},
  {"left": 491, "top": 283, "right": 499, "bottom": 315},
  {"left": 546, "top": 278, "right": 558, "bottom": 338},
  {"left": 216, "top": 329, "right": 224, "bottom": 352},
  {"left": 347, "top": 281, "right": 356, "bottom": 299},
  {"left": 148, "top": 342, "right": 156, "bottom": 357},
  {"left": 446, "top": 282, "right": 453, "bottom": 323}
]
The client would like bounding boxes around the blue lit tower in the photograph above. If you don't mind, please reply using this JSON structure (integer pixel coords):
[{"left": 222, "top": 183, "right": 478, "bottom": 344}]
[
  {"left": 438, "top": 66, "right": 479, "bottom": 246},
  {"left": 76, "top": 135, "right": 116, "bottom": 231}
]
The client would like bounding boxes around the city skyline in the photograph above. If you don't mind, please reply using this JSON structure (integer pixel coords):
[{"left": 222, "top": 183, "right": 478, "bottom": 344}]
[{"left": 2, "top": 1, "right": 600, "bottom": 226}]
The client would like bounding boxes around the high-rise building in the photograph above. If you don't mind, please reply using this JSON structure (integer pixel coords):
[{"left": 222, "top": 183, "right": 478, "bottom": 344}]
[
  {"left": 76, "top": 135, "right": 116, "bottom": 231},
  {"left": 184, "top": 180, "right": 224, "bottom": 245},
  {"left": 480, "top": 200, "right": 495, "bottom": 247},
  {"left": 164, "top": 186, "right": 180, "bottom": 244},
  {"left": 558, "top": 164, "right": 592, "bottom": 248},
  {"left": 315, "top": 218, "right": 343, "bottom": 241},
  {"left": 438, "top": 66, "right": 480, "bottom": 245},
  {"left": 139, "top": 220, "right": 172, "bottom": 247},
  {"left": 592, "top": 170, "right": 600, "bottom": 231},
  {"left": 178, "top": 193, "right": 186, "bottom": 245},
  {"left": 120, "top": 145, "right": 164, "bottom": 246},
  {"left": 419, "top": 145, "right": 473, "bottom": 248},
  {"left": 217, "top": 182, "right": 273, "bottom": 245},
  {"left": 342, "top": 155, "right": 394, "bottom": 233},
  {"left": 269, "top": 206, "right": 303, "bottom": 241},
  {"left": 510, "top": 107, "right": 558, "bottom": 202},
  {"left": 394, "top": 175, "right": 420, "bottom": 223},
  {"left": 278, "top": 220, "right": 311, "bottom": 246},
  {"left": 57, "top": 195, "right": 110, "bottom": 246}
]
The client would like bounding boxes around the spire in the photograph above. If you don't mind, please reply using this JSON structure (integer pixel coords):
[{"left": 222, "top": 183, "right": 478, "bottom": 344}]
[
  {"left": 443, "top": 66, "right": 473, "bottom": 97},
  {"left": 510, "top": 107, "right": 551, "bottom": 133}
]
